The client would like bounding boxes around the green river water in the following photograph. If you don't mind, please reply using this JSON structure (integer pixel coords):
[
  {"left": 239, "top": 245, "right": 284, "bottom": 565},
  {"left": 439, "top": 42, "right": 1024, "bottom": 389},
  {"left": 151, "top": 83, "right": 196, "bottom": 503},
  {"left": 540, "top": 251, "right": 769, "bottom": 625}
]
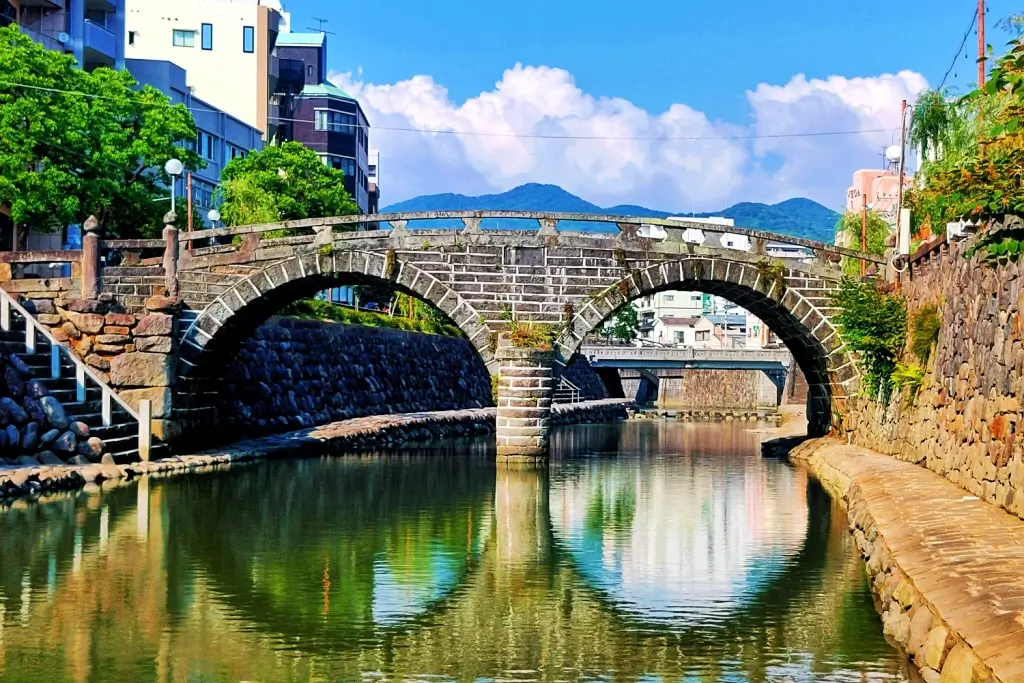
[{"left": 0, "top": 421, "right": 908, "bottom": 682}]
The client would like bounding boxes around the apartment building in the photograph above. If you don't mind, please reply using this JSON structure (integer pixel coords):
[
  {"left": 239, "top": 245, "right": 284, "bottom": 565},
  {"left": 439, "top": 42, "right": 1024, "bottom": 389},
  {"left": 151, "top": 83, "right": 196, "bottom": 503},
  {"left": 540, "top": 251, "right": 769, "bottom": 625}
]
[
  {"left": 7, "top": 0, "right": 124, "bottom": 71},
  {"left": 268, "top": 31, "right": 373, "bottom": 213},
  {"left": 127, "top": 59, "right": 263, "bottom": 222},
  {"left": 125, "top": 0, "right": 285, "bottom": 137}
]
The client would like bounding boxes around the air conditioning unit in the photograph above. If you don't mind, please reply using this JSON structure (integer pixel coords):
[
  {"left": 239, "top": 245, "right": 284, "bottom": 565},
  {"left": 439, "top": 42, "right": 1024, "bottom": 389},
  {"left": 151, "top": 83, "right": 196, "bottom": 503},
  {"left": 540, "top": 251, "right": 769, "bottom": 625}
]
[{"left": 946, "top": 221, "right": 967, "bottom": 241}]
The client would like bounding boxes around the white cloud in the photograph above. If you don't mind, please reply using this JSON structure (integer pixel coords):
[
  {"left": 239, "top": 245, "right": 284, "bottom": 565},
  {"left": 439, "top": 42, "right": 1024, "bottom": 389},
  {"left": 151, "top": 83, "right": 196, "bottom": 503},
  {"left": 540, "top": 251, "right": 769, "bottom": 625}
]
[{"left": 330, "top": 65, "right": 928, "bottom": 211}]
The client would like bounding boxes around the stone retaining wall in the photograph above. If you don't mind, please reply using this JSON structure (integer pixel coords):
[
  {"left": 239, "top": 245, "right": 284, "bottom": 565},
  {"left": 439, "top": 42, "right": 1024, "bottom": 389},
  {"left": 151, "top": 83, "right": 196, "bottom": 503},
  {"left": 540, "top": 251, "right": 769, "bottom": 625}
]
[
  {"left": 791, "top": 438, "right": 1009, "bottom": 683},
  {"left": 839, "top": 241, "right": 1024, "bottom": 522},
  {"left": 214, "top": 317, "right": 608, "bottom": 439},
  {"left": 656, "top": 368, "right": 782, "bottom": 409},
  {"left": 0, "top": 400, "right": 632, "bottom": 504}
]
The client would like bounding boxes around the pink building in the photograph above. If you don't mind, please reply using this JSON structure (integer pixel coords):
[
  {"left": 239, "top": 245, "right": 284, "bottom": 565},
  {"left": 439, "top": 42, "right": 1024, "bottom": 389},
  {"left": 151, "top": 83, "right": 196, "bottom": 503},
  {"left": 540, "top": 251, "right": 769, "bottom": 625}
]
[{"left": 845, "top": 170, "right": 914, "bottom": 227}]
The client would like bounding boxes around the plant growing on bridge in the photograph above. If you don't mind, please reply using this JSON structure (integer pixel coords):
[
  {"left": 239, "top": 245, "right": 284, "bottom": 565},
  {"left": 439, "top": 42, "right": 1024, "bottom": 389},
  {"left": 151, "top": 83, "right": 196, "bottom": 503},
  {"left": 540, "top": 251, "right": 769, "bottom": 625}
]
[
  {"left": 831, "top": 278, "right": 907, "bottom": 400},
  {"left": 0, "top": 26, "right": 203, "bottom": 240},
  {"left": 756, "top": 259, "right": 786, "bottom": 299},
  {"left": 219, "top": 141, "right": 358, "bottom": 229},
  {"left": 384, "top": 248, "right": 398, "bottom": 279}
]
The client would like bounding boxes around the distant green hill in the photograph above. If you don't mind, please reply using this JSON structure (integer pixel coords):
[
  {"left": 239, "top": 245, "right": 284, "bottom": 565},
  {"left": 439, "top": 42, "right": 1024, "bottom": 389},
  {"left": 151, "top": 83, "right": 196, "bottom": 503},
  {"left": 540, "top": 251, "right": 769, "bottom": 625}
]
[{"left": 382, "top": 183, "right": 840, "bottom": 243}]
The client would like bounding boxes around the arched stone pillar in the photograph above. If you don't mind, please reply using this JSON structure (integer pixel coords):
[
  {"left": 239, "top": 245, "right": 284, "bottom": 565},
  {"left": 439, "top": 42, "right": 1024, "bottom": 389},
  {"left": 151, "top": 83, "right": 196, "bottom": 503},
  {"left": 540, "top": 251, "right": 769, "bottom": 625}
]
[{"left": 495, "top": 341, "right": 554, "bottom": 461}]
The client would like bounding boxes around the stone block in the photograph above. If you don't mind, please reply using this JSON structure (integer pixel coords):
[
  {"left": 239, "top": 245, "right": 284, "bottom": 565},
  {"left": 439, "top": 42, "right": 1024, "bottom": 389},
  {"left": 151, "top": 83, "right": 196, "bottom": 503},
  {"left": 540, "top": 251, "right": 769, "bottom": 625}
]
[
  {"left": 96, "top": 334, "right": 130, "bottom": 345},
  {"left": 94, "top": 343, "right": 126, "bottom": 355},
  {"left": 134, "top": 336, "right": 172, "bottom": 353},
  {"left": 134, "top": 313, "right": 173, "bottom": 337},
  {"left": 37, "top": 314, "right": 61, "bottom": 325},
  {"left": 109, "top": 353, "right": 173, "bottom": 387},
  {"left": 66, "top": 311, "right": 104, "bottom": 334},
  {"left": 145, "top": 294, "right": 180, "bottom": 312},
  {"left": 938, "top": 644, "right": 983, "bottom": 683},
  {"left": 119, "top": 387, "right": 173, "bottom": 419},
  {"left": 85, "top": 355, "right": 111, "bottom": 371},
  {"left": 151, "top": 419, "right": 182, "bottom": 442},
  {"left": 923, "top": 626, "right": 952, "bottom": 671},
  {"left": 61, "top": 322, "right": 82, "bottom": 339},
  {"left": 103, "top": 326, "right": 131, "bottom": 336},
  {"left": 105, "top": 313, "right": 135, "bottom": 327}
]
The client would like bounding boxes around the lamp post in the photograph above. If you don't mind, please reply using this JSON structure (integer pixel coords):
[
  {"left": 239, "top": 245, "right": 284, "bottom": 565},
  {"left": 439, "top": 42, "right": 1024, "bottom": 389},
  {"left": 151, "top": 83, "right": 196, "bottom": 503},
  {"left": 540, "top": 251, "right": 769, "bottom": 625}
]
[
  {"left": 201, "top": 208, "right": 221, "bottom": 249},
  {"left": 164, "top": 158, "right": 183, "bottom": 216}
]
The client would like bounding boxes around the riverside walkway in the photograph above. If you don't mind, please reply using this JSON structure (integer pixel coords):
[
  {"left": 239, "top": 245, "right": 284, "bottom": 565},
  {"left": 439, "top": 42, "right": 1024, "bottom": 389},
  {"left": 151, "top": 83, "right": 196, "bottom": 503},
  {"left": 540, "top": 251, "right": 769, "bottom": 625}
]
[{"left": 792, "top": 438, "right": 1024, "bottom": 683}]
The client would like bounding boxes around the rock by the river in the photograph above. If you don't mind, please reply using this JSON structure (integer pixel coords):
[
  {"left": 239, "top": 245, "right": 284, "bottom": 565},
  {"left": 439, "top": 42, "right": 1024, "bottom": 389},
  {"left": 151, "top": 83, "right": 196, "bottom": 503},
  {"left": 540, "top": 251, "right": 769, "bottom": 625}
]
[
  {"left": 20, "top": 422, "right": 39, "bottom": 450},
  {"left": 70, "top": 421, "right": 89, "bottom": 438},
  {"left": 84, "top": 437, "right": 104, "bottom": 459},
  {"left": 52, "top": 431, "right": 77, "bottom": 454},
  {"left": 0, "top": 397, "right": 28, "bottom": 425},
  {"left": 37, "top": 451, "right": 63, "bottom": 465},
  {"left": 39, "top": 428, "right": 59, "bottom": 446},
  {"left": 39, "top": 396, "right": 69, "bottom": 430}
]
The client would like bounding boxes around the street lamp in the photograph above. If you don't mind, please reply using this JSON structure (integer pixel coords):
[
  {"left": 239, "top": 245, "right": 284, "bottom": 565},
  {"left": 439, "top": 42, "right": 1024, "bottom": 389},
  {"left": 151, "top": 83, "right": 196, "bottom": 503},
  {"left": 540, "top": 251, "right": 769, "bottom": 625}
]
[
  {"left": 164, "top": 158, "right": 183, "bottom": 215},
  {"left": 207, "top": 208, "right": 220, "bottom": 227}
]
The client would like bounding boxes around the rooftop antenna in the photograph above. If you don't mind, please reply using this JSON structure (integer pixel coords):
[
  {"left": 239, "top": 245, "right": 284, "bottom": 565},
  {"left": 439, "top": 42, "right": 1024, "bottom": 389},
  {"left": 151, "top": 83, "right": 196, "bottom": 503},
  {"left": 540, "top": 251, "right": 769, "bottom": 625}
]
[{"left": 308, "top": 17, "right": 336, "bottom": 35}]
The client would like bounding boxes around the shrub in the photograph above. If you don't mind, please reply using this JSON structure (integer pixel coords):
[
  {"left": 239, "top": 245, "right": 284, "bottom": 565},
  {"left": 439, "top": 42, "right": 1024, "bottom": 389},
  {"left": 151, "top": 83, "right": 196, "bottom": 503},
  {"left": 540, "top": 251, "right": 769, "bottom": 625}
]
[
  {"left": 831, "top": 278, "right": 908, "bottom": 400},
  {"left": 508, "top": 322, "right": 557, "bottom": 351},
  {"left": 279, "top": 299, "right": 464, "bottom": 338},
  {"left": 891, "top": 362, "right": 926, "bottom": 395},
  {"left": 909, "top": 304, "right": 941, "bottom": 364}
]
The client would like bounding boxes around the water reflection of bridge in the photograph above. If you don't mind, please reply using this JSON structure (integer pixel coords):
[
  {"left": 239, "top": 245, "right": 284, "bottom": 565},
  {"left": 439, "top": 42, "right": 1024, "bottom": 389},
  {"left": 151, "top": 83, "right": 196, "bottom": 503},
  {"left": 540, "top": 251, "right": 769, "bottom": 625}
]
[{"left": 0, "top": 427, "right": 905, "bottom": 681}]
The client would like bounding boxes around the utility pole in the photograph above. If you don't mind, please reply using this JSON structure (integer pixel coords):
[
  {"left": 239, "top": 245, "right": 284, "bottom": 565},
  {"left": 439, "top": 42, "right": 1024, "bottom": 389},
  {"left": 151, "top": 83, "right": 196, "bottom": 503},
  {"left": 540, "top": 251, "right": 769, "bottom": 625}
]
[
  {"left": 978, "top": 0, "right": 986, "bottom": 87},
  {"left": 861, "top": 195, "right": 868, "bottom": 278}
]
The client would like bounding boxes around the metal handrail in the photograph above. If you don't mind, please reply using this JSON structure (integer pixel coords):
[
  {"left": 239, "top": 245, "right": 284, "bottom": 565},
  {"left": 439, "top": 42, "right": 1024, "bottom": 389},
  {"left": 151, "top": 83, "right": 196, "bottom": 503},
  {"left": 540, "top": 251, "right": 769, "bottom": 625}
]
[
  {"left": 178, "top": 210, "right": 886, "bottom": 264},
  {"left": 554, "top": 375, "right": 582, "bottom": 404},
  {"left": 0, "top": 288, "right": 146, "bottom": 435}
]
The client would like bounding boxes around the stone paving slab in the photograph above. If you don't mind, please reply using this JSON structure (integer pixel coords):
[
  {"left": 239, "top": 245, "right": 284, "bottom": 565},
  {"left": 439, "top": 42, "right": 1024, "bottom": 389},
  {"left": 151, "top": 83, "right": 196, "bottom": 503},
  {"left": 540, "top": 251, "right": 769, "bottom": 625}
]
[{"left": 795, "top": 438, "right": 1024, "bottom": 683}]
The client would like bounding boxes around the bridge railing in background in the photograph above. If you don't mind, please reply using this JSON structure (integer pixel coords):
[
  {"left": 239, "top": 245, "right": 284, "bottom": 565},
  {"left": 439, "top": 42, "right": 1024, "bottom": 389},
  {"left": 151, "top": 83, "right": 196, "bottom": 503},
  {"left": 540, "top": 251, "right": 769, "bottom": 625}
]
[
  {"left": 907, "top": 234, "right": 950, "bottom": 281},
  {"left": 581, "top": 345, "right": 792, "bottom": 364},
  {"left": 178, "top": 211, "right": 887, "bottom": 266}
]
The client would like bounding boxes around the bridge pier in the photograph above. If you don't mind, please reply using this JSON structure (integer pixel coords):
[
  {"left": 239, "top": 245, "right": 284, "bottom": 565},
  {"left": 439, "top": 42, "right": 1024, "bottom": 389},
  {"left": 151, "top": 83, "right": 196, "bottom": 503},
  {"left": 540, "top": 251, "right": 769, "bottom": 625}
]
[{"left": 495, "top": 342, "right": 554, "bottom": 461}]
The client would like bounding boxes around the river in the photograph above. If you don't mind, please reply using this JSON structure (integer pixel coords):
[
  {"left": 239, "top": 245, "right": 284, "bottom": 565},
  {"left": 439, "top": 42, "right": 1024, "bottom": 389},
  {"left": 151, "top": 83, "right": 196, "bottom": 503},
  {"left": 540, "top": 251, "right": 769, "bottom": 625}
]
[{"left": 0, "top": 421, "right": 908, "bottom": 682}]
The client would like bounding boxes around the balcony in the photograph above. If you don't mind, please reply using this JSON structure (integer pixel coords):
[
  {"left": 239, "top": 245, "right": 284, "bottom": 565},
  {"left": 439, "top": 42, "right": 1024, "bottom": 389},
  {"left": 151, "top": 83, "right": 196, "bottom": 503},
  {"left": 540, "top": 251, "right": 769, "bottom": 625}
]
[
  {"left": 85, "top": 0, "right": 116, "bottom": 12},
  {"left": 83, "top": 19, "right": 116, "bottom": 68},
  {"left": 19, "top": 25, "right": 66, "bottom": 53},
  {"left": 19, "top": 0, "right": 65, "bottom": 8}
]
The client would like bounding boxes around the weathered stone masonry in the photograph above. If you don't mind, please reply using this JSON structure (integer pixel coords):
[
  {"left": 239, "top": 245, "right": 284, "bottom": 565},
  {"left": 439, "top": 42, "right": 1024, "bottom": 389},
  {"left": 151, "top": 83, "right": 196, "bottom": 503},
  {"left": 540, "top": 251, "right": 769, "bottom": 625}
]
[{"left": 842, "top": 237, "right": 1024, "bottom": 522}]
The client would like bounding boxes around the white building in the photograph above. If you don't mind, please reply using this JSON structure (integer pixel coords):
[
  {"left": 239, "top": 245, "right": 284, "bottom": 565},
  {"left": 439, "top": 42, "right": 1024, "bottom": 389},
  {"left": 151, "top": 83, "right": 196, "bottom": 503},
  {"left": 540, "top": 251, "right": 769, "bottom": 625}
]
[{"left": 125, "top": 0, "right": 287, "bottom": 137}]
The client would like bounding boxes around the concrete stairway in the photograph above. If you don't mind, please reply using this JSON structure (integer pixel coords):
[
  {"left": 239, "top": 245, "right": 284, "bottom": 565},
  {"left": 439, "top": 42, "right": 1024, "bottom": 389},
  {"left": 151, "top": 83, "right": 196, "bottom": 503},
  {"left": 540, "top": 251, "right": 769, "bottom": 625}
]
[{"left": 0, "top": 300, "right": 167, "bottom": 463}]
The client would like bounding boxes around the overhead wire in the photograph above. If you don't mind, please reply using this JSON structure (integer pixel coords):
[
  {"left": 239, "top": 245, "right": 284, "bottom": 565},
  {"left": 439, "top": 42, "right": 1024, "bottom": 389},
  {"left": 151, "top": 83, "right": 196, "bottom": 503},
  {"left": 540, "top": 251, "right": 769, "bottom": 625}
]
[
  {"left": 937, "top": 9, "right": 979, "bottom": 92},
  {"left": 1, "top": 80, "right": 900, "bottom": 142}
]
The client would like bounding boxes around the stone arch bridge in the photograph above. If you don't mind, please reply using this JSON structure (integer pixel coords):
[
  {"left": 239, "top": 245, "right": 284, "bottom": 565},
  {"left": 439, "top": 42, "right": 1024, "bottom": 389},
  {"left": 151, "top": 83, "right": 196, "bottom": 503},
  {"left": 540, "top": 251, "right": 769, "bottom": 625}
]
[{"left": 0, "top": 211, "right": 884, "bottom": 457}]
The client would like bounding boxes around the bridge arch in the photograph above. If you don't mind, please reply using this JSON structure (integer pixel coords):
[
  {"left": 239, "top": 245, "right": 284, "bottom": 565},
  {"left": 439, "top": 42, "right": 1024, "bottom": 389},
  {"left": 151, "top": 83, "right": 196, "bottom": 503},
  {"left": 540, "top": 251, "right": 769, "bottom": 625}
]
[
  {"left": 555, "top": 254, "right": 858, "bottom": 436},
  {"left": 176, "top": 249, "right": 494, "bottom": 398}
]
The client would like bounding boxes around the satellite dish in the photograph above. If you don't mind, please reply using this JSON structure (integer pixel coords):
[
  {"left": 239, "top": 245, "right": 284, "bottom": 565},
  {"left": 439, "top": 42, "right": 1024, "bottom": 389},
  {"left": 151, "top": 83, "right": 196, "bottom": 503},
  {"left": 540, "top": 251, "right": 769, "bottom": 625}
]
[
  {"left": 57, "top": 32, "right": 71, "bottom": 45},
  {"left": 885, "top": 145, "right": 902, "bottom": 163}
]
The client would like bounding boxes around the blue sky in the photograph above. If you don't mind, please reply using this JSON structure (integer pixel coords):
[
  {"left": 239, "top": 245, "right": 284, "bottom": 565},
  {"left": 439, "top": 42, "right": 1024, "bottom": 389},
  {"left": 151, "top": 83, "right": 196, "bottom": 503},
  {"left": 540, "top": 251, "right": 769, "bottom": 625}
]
[{"left": 281, "top": 0, "right": 1019, "bottom": 210}]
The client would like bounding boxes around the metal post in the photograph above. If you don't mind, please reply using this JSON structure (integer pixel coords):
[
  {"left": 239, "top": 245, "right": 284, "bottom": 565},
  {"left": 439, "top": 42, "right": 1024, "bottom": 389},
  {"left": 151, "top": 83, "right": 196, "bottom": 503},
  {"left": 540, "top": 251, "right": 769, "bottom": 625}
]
[
  {"left": 25, "top": 318, "right": 35, "bottom": 354},
  {"left": 860, "top": 198, "right": 868, "bottom": 278},
  {"left": 50, "top": 345, "right": 60, "bottom": 379},
  {"left": 138, "top": 399, "right": 152, "bottom": 462},
  {"left": 101, "top": 391, "right": 112, "bottom": 427},
  {"left": 76, "top": 365, "right": 86, "bottom": 402}
]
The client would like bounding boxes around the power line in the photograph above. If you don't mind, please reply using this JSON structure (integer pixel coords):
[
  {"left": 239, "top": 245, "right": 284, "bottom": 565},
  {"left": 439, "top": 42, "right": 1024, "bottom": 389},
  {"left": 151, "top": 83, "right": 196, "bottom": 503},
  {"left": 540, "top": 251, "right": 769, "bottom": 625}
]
[
  {"left": 937, "top": 9, "right": 979, "bottom": 92},
  {"left": 1, "top": 80, "right": 899, "bottom": 142}
]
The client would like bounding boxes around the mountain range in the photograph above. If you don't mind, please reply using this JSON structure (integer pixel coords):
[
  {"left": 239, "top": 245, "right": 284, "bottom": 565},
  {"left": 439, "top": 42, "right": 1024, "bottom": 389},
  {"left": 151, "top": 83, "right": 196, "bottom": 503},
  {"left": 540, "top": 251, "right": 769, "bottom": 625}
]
[{"left": 381, "top": 184, "right": 841, "bottom": 243}]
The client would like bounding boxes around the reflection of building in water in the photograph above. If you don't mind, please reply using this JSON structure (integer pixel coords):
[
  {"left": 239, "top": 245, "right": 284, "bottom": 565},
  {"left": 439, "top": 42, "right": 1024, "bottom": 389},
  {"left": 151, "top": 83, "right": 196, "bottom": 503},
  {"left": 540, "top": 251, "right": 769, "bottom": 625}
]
[{"left": 551, "top": 431, "right": 809, "bottom": 624}]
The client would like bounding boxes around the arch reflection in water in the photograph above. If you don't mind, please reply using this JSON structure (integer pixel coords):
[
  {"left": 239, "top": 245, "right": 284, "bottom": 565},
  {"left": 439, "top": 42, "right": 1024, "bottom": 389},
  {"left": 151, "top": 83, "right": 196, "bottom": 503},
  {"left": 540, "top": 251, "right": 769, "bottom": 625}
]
[
  {"left": 550, "top": 422, "right": 809, "bottom": 628},
  {"left": 0, "top": 424, "right": 909, "bottom": 682}
]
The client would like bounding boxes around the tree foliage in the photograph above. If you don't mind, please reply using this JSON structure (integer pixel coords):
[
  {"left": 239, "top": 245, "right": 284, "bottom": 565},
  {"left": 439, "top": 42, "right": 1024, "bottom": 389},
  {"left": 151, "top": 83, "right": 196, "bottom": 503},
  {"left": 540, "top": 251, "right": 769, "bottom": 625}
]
[
  {"left": 834, "top": 211, "right": 890, "bottom": 276},
  {"left": 831, "top": 279, "right": 907, "bottom": 400},
  {"left": 605, "top": 306, "right": 640, "bottom": 342},
  {"left": 0, "top": 26, "right": 202, "bottom": 238},
  {"left": 219, "top": 141, "right": 359, "bottom": 226},
  {"left": 906, "top": 32, "right": 1024, "bottom": 244}
]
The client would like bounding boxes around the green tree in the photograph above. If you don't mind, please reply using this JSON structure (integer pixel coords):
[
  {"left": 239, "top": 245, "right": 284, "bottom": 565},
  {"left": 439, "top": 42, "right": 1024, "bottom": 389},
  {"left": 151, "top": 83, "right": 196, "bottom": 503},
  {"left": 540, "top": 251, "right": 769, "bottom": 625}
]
[
  {"left": 0, "top": 26, "right": 202, "bottom": 239},
  {"left": 834, "top": 211, "right": 890, "bottom": 276},
  {"left": 218, "top": 141, "right": 359, "bottom": 226},
  {"left": 605, "top": 306, "right": 640, "bottom": 342}
]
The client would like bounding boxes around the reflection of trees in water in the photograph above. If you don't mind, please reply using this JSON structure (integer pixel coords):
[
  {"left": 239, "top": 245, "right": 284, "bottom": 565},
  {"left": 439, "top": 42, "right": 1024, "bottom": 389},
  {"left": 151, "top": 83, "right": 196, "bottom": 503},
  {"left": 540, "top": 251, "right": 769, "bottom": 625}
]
[{"left": 0, "top": 429, "right": 907, "bottom": 682}]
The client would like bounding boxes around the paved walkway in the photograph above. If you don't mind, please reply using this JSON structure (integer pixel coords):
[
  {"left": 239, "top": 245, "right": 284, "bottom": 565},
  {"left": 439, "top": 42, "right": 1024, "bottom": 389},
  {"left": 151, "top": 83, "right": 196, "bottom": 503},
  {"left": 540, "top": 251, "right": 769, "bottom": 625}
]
[{"left": 796, "top": 439, "right": 1024, "bottom": 682}]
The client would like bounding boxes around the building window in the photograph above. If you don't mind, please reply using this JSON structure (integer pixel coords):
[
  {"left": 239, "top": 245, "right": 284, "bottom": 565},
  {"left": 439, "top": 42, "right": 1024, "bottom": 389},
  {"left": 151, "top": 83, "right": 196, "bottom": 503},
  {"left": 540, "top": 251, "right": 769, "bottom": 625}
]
[
  {"left": 314, "top": 109, "right": 357, "bottom": 133},
  {"left": 224, "top": 143, "right": 247, "bottom": 164},
  {"left": 128, "top": 31, "right": 136, "bottom": 46},
  {"left": 696, "top": 330, "right": 710, "bottom": 342},
  {"left": 201, "top": 23, "right": 213, "bottom": 50},
  {"left": 320, "top": 154, "right": 356, "bottom": 179},
  {"left": 192, "top": 179, "right": 217, "bottom": 209},
  {"left": 674, "top": 331, "right": 686, "bottom": 344},
  {"left": 663, "top": 294, "right": 674, "bottom": 302},
  {"left": 307, "top": 64, "right": 313, "bottom": 77},
  {"left": 197, "top": 131, "right": 218, "bottom": 161},
  {"left": 242, "top": 26, "right": 254, "bottom": 53},
  {"left": 172, "top": 29, "right": 195, "bottom": 47}
]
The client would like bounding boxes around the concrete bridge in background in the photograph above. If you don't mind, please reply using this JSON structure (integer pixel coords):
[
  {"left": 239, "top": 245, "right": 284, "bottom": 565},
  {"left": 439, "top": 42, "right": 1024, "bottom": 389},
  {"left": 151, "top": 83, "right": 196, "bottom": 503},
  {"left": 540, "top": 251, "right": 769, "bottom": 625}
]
[
  {"left": 581, "top": 345, "right": 792, "bottom": 370},
  {"left": 0, "top": 210, "right": 885, "bottom": 458}
]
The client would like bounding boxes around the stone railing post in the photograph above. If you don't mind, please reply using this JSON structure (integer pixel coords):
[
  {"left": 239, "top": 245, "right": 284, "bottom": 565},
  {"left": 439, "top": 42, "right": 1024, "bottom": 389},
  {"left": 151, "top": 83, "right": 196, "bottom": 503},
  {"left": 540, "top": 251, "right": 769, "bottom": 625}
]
[
  {"left": 495, "top": 340, "right": 554, "bottom": 461},
  {"left": 162, "top": 211, "right": 179, "bottom": 298},
  {"left": 81, "top": 215, "right": 101, "bottom": 300}
]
